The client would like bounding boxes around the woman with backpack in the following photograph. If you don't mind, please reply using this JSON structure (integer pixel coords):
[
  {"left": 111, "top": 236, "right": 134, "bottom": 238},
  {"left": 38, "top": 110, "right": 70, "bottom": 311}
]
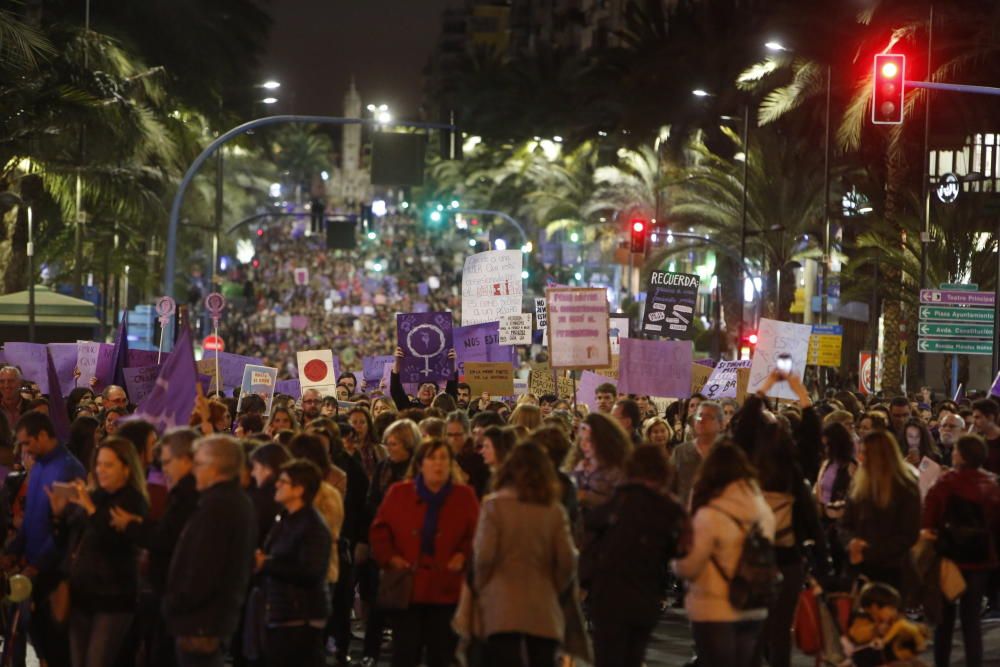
[
  {"left": 840, "top": 430, "right": 920, "bottom": 593},
  {"left": 672, "top": 441, "right": 776, "bottom": 667},
  {"left": 752, "top": 423, "right": 830, "bottom": 667},
  {"left": 922, "top": 434, "right": 1000, "bottom": 667}
]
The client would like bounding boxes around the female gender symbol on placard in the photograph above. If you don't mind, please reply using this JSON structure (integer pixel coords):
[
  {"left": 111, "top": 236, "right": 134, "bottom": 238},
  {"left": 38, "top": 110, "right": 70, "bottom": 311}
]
[
  {"left": 155, "top": 296, "right": 176, "bottom": 364},
  {"left": 204, "top": 293, "right": 226, "bottom": 394},
  {"left": 406, "top": 323, "right": 446, "bottom": 377}
]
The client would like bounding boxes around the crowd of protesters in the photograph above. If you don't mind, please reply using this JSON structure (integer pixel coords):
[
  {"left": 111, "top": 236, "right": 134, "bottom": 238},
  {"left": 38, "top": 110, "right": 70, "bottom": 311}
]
[{"left": 2, "top": 337, "right": 1000, "bottom": 667}]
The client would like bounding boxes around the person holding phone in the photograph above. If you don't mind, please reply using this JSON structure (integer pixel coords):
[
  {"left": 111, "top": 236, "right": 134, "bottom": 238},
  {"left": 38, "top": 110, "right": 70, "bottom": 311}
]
[{"left": 48, "top": 436, "right": 149, "bottom": 667}]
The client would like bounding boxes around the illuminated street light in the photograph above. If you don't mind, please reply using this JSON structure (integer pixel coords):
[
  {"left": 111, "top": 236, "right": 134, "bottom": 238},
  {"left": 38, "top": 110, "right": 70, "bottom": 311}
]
[
  {"left": 692, "top": 89, "right": 711, "bottom": 97},
  {"left": 569, "top": 232, "right": 579, "bottom": 243},
  {"left": 468, "top": 239, "right": 477, "bottom": 247},
  {"left": 764, "top": 41, "right": 788, "bottom": 52},
  {"left": 261, "top": 80, "right": 281, "bottom": 90},
  {"left": 262, "top": 97, "right": 278, "bottom": 105},
  {"left": 494, "top": 239, "right": 507, "bottom": 251}
]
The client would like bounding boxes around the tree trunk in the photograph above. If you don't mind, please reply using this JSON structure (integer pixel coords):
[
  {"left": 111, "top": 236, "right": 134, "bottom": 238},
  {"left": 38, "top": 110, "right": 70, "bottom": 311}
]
[
  {"left": 881, "top": 150, "right": 906, "bottom": 395},
  {"left": 718, "top": 254, "right": 742, "bottom": 350},
  {"left": 0, "top": 204, "right": 28, "bottom": 294}
]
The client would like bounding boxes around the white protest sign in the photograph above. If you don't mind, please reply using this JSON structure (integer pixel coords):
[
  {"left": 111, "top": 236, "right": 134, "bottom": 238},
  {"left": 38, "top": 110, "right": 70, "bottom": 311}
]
[
  {"left": 701, "top": 359, "right": 752, "bottom": 400},
  {"left": 76, "top": 341, "right": 102, "bottom": 388},
  {"left": 461, "top": 250, "right": 523, "bottom": 326},
  {"left": 747, "top": 318, "right": 813, "bottom": 400},
  {"left": 498, "top": 314, "right": 532, "bottom": 346},
  {"left": 275, "top": 314, "right": 292, "bottom": 330},
  {"left": 297, "top": 350, "right": 338, "bottom": 395},
  {"left": 293, "top": 267, "right": 309, "bottom": 286},
  {"left": 546, "top": 287, "right": 611, "bottom": 370},
  {"left": 534, "top": 297, "right": 548, "bottom": 330}
]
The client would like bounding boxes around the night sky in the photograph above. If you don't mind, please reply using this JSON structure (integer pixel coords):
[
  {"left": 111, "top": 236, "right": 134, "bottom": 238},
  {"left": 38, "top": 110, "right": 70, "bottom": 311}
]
[{"left": 261, "top": 0, "right": 454, "bottom": 119}]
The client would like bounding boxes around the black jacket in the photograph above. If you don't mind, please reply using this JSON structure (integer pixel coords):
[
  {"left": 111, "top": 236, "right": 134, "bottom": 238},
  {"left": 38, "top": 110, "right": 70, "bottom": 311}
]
[
  {"left": 334, "top": 450, "right": 369, "bottom": 545},
  {"left": 163, "top": 478, "right": 257, "bottom": 638},
  {"left": 57, "top": 484, "right": 148, "bottom": 613},
  {"left": 389, "top": 370, "right": 458, "bottom": 411},
  {"left": 261, "top": 505, "right": 332, "bottom": 623},
  {"left": 249, "top": 477, "right": 281, "bottom": 549},
  {"left": 364, "top": 457, "right": 411, "bottom": 538},
  {"left": 840, "top": 477, "right": 921, "bottom": 576},
  {"left": 131, "top": 473, "right": 199, "bottom": 596},
  {"left": 582, "top": 482, "right": 689, "bottom": 624}
]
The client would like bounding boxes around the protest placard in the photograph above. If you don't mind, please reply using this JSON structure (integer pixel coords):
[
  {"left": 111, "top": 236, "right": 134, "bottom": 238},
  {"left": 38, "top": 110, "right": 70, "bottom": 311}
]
[
  {"left": 275, "top": 379, "right": 301, "bottom": 400},
  {"left": 700, "top": 359, "right": 752, "bottom": 401},
  {"left": 396, "top": 312, "right": 454, "bottom": 384},
  {"left": 618, "top": 338, "right": 693, "bottom": 397},
  {"left": 498, "top": 314, "right": 532, "bottom": 345},
  {"left": 528, "top": 363, "right": 574, "bottom": 399},
  {"left": 534, "top": 297, "right": 548, "bottom": 330},
  {"left": 641, "top": 271, "right": 700, "bottom": 338},
  {"left": 594, "top": 355, "right": 620, "bottom": 381},
  {"left": 362, "top": 355, "right": 395, "bottom": 384},
  {"left": 546, "top": 287, "right": 611, "bottom": 370},
  {"left": 126, "top": 349, "right": 163, "bottom": 368},
  {"left": 608, "top": 314, "right": 629, "bottom": 355},
  {"left": 47, "top": 343, "right": 79, "bottom": 397},
  {"left": 196, "top": 359, "right": 219, "bottom": 394},
  {"left": 202, "top": 351, "right": 264, "bottom": 393},
  {"left": 76, "top": 342, "right": 104, "bottom": 388},
  {"left": 4, "top": 343, "right": 50, "bottom": 394},
  {"left": 464, "top": 362, "right": 515, "bottom": 396},
  {"left": 747, "top": 318, "right": 813, "bottom": 400},
  {"left": 93, "top": 343, "right": 118, "bottom": 392},
  {"left": 690, "top": 364, "right": 713, "bottom": 398},
  {"left": 236, "top": 364, "right": 279, "bottom": 414},
  {"left": 293, "top": 267, "right": 309, "bottom": 286},
  {"left": 123, "top": 365, "right": 162, "bottom": 405},
  {"left": 461, "top": 250, "right": 523, "bottom": 325},
  {"left": 296, "top": 350, "right": 339, "bottom": 395},
  {"left": 275, "top": 314, "right": 292, "bottom": 330},
  {"left": 513, "top": 378, "right": 528, "bottom": 396},
  {"left": 454, "top": 321, "right": 517, "bottom": 377},
  {"left": 576, "top": 370, "right": 616, "bottom": 412}
]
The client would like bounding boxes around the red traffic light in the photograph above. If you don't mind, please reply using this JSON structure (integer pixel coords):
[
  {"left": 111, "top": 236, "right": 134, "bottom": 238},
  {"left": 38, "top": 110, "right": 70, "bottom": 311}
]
[
  {"left": 872, "top": 53, "right": 905, "bottom": 125},
  {"left": 748, "top": 333, "right": 758, "bottom": 345},
  {"left": 256, "top": 228, "right": 264, "bottom": 237},
  {"left": 630, "top": 218, "right": 648, "bottom": 253}
]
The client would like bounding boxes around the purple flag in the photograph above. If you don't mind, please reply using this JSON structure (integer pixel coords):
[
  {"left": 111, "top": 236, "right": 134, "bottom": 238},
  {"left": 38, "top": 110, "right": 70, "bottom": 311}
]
[
  {"left": 990, "top": 372, "right": 1000, "bottom": 399},
  {"left": 618, "top": 338, "right": 693, "bottom": 398},
  {"left": 46, "top": 349, "right": 71, "bottom": 443},
  {"left": 132, "top": 324, "right": 198, "bottom": 434},
  {"left": 99, "top": 312, "right": 130, "bottom": 392},
  {"left": 275, "top": 379, "right": 301, "bottom": 399},
  {"left": 453, "top": 321, "right": 518, "bottom": 377},
  {"left": 396, "top": 312, "right": 454, "bottom": 384},
  {"left": 3, "top": 343, "right": 49, "bottom": 393},
  {"left": 47, "top": 343, "right": 79, "bottom": 398}
]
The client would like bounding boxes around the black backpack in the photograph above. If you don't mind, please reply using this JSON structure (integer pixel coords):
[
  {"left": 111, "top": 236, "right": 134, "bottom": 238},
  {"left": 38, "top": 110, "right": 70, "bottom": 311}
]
[
  {"left": 937, "top": 495, "right": 992, "bottom": 564},
  {"left": 710, "top": 507, "right": 782, "bottom": 610}
]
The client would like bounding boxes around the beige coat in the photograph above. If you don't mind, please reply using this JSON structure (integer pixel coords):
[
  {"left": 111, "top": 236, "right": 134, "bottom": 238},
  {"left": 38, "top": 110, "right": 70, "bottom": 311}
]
[
  {"left": 473, "top": 489, "right": 577, "bottom": 641},
  {"left": 672, "top": 480, "right": 776, "bottom": 622},
  {"left": 314, "top": 481, "right": 344, "bottom": 583}
]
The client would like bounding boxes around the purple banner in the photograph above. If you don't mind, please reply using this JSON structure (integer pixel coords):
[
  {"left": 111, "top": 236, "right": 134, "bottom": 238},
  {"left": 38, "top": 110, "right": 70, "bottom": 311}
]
[
  {"left": 123, "top": 365, "right": 162, "bottom": 405},
  {"left": 202, "top": 351, "right": 265, "bottom": 392},
  {"left": 618, "top": 338, "right": 693, "bottom": 398},
  {"left": 453, "top": 321, "right": 518, "bottom": 377},
  {"left": 275, "top": 379, "right": 301, "bottom": 399},
  {"left": 396, "top": 312, "right": 454, "bottom": 384},
  {"left": 127, "top": 349, "right": 167, "bottom": 368},
  {"left": 576, "top": 370, "right": 616, "bottom": 413},
  {"left": 4, "top": 343, "right": 50, "bottom": 394},
  {"left": 47, "top": 343, "right": 79, "bottom": 398},
  {"left": 362, "top": 355, "right": 395, "bottom": 383}
]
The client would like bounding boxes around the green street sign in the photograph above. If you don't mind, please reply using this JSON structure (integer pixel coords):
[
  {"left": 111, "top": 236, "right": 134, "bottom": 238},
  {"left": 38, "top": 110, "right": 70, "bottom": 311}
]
[
  {"left": 919, "top": 306, "right": 994, "bottom": 323},
  {"left": 917, "top": 338, "right": 993, "bottom": 355},
  {"left": 917, "top": 322, "right": 994, "bottom": 338},
  {"left": 938, "top": 283, "right": 979, "bottom": 291}
]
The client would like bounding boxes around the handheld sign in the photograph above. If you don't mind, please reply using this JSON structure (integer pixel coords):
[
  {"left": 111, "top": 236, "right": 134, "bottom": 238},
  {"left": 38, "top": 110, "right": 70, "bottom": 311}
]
[
  {"left": 641, "top": 271, "right": 700, "bottom": 339},
  {"left": 546, "top": 287, "right": 611, "bottom": 370},
  {"left": 155, "top": 296, "right": 176, "bottom": 363}
]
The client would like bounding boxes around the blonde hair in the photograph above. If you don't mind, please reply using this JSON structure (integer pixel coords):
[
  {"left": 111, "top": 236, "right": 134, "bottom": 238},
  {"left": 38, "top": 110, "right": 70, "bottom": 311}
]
[
  {"left": 509, "top": 404, "right": 542, "bottom": 432},
  {"left": 850, "top": 431, "right": 915, "bottom": 509},
  {"left": 642, "top": 417, "right": 673, "bottom": 443}
]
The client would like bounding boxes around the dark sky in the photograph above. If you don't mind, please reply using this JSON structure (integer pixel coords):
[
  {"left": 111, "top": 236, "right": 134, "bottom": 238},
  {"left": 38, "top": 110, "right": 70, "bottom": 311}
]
[{"left": 261, "top": 0, "right": 455, "bottom": 119}]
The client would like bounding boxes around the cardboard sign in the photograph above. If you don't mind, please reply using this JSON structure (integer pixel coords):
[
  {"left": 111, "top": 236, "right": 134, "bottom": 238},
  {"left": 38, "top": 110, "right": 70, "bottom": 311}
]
[
  {"left": 123, "top": 365, "right": 162, "bottom": 405},
  {"left": 464, "top": 362, "right": 515, "bottom": 396},
  {"left": 498, "top": 314, "right": 532, "bottom": 346},
  {"left": 546, "top": 287, "right": 611, "bottom": 370},
  {"left": 275, "top": 314, "right": 292, "bottom": 330},
  {"left": 618, "top": 338, "right": 693, "bottom": 398},
  {"left": 297, "top": 350, "right": 339, "bottom": 394},
  {"left": 641, "top": 271, "right": 700, "bottom": 338},
  {"left": 461, "top": 250, "right": 523, "bottom": 326},
  {"left": 608, "top": 314, "right": 629, "bottom": 355},
  {"left": 236, "top": 364, "right": 279, "bottom": 414},
  {"left": 700, "top": 360, "right": 752, "bottom": 401},
  {"left": 690, "top": 364, "right": 713, "bottom": 398},
  {"left": 747, "top": 318, "right": 813, "bottom": 400},
  {"left": 528, "top": 363, "right": 575, "bottom": 399},
  {"left": 534, "top": 297, "right": 548, "bottom": 330},
  {"left": 293, "top": 267, "right": 309, "bottom": 286},
  {"left": 396, "top": 312, "right": 454, "bottom": 384}
]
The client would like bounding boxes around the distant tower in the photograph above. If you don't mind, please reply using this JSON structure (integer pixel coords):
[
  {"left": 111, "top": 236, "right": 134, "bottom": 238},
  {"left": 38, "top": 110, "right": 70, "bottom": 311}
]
[{"left": 343, "top": 78, "right": 362, "bottom": 175}]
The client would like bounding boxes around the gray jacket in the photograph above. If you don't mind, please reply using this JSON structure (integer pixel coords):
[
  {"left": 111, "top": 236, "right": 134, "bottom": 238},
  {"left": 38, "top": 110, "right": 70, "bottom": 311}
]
[{"left": 473, "top": 489, "right": 577, "bottom": 640}]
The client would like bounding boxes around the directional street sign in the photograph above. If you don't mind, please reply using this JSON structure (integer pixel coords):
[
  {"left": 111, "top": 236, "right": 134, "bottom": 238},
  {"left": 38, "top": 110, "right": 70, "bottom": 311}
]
[
  {"left": 918, "top": 306, "right": 994, "bottom": 323},
  {"left": 917, "top": 338, "right": 993, "bottom": 355},
  {"left": 919, "top": 289, "right": 995, "bottom": 306},
  {"left": 916, "top": 322, "right": 994, "bottom": 338}
]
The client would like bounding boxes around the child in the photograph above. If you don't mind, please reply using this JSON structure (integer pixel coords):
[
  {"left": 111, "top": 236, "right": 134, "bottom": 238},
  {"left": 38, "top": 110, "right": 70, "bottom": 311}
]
[{"left": 844, "top": 582, "right": 929, "bottom": 666}]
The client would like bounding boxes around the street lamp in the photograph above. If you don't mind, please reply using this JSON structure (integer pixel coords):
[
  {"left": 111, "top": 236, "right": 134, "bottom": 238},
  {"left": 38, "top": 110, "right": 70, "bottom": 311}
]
[
  {"left": 692, "top": 89, "right": 711, "bottom": 98},
  {"left": 764, "top": 41, "right": 788, "bottom": 52},
  {"left": 261, "top": 97, "right": 278, "bottom": 105},
  {"left": 261, "top": 80, "right": 281, "bottom": 90}
]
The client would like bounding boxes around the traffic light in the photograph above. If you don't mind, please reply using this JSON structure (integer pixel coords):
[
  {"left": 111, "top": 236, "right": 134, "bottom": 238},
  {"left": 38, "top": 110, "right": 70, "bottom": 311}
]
[
  {"left": 740, "top": 331, "right": 758, "bottom": 360},
  {"left": 310, "top": 198, "right": 325, "bottom": 234},
  {"left": 630, "top": 218, "right": 647, "bottom": 254},
  {"left": 872, "top": 54, "right": 905, "bottom": 125}
]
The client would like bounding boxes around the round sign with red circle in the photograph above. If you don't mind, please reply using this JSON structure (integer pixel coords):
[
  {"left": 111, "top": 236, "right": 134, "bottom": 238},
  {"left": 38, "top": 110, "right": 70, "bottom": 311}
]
[
  {"left": 203, "top": 335, "right": 225, "bottom": 352},
  {"left": 303, "top": 358, "right": 329, "bottom": 383}
]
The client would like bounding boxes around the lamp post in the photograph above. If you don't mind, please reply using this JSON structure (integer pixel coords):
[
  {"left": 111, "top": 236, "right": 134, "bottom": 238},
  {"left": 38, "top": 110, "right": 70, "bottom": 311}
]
[{"left": 26, "top": 204, "right": 35, "bottom": 343}]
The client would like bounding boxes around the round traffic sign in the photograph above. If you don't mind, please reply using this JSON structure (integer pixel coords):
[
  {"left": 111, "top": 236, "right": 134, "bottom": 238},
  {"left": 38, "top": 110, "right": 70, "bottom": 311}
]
[{"left": 203, "top": 335, "right": 225, "bottom": 352}]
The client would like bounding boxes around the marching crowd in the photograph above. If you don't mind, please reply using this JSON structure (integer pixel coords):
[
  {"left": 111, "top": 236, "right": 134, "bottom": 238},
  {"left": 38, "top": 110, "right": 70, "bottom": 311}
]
[{"left": 1, "top": 346, "right": 999, "bottom": 667}]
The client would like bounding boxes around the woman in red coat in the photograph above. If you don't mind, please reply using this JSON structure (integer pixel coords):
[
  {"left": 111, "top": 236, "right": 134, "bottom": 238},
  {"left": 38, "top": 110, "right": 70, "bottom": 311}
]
[{"left": 370, "top": 438, "right": 479, "bottom": 667}]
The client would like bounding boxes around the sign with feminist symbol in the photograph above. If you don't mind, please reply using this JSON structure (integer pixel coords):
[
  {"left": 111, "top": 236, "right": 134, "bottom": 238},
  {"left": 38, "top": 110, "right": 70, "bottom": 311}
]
[{"left": 396, "top": 312, "right": 454, "bottom": 385}]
